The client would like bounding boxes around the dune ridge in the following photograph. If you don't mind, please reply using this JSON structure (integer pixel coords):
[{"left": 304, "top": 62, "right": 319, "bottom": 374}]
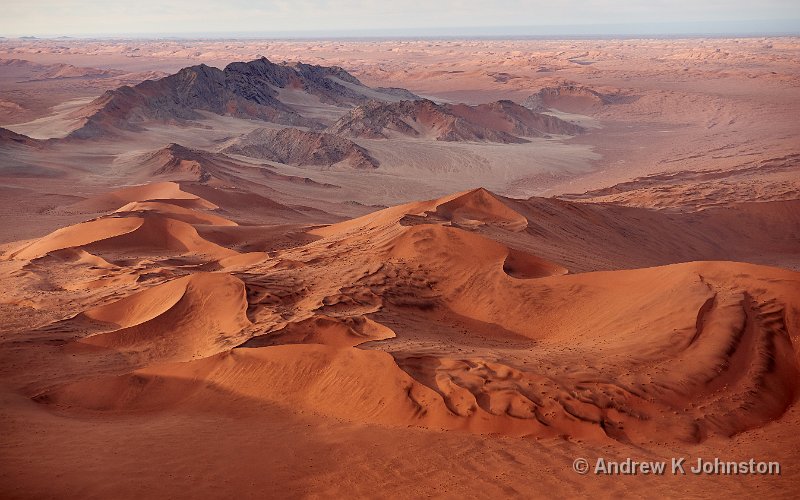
[
  {"left": 67, "top": 181, "right": 218, "bottom": 213},
  {"left": 78, "top": 272, "right": 252, "bottom": 362},
  {"left": 10, "top": 182, "right": 243, "bottom": 263},
  {"left": 40, "top": 261, "right": 800, "bottom": 442},
  {"left": 22, "top": 185, "right": 798, "bottom": 445}
]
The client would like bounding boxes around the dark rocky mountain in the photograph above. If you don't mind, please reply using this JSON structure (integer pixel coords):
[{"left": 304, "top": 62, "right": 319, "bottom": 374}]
[
  {"left": 66, "top": 57, "right": 418, "bottom": 139},
  {"left": 328, "top": 99, "right": 585, "bottom": 143},
  {"left": 222, "top": 127, "right": 379, "bottom": 170}
]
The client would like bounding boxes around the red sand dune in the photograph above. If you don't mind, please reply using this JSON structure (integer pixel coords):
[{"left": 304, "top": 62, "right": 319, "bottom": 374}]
[
  {"left": 76, "top": 272, "right": 251, "bottom": 362},
  {"left": 10, "top": 213, "right": 237, "bottom": 262},
  {"left": 68, "top": 181, "right": 219, "bottom": 213},
  {"left": 114, "top": 201, "right": 237, "bottom": 226},
  {"left": 39, "top": 260, "right": 800, "bottom": 442},
  {"left": 428, "top": 187, "right": 529, "bottom": 231},
  {"left": 10, "top": 183, "right": 241, "bottom": 263},
  {"left": 1, "top": 179, "right": 798, "bottom": 498},
  {"left": 19, "top": 185, "right": 795, "bottom": 445},
  {"left": 10, "top": 217, "right": 144, "bottom": 260}
]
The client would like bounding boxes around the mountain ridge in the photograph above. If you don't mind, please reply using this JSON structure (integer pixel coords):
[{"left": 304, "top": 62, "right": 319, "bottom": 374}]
[{"left": 65, "top": 57, "right": 419, "bottom": 139}]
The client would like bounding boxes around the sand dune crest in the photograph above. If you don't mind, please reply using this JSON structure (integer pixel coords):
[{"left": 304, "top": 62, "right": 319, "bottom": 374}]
[{"left": 78, "top": 272, "right": 252, "bottom": 362}]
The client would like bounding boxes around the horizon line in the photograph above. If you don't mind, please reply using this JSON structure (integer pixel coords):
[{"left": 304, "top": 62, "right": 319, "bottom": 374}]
[{"left": 3, "top": 19, "right": 800, "bottom": 39}]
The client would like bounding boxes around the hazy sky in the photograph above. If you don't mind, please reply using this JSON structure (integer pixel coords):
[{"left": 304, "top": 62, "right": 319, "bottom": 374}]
[{"left": 2, "top": 0, "right": 799, "bottom": 37}]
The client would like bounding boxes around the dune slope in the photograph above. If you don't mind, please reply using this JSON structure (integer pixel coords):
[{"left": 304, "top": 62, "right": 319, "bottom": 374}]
[{"left": 23, "top": 185, "right": 797, "bottom": 445}]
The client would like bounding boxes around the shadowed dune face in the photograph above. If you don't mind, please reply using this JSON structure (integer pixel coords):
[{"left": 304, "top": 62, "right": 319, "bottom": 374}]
[{"left": 12, "top": 183, "right": 797, "bottom": 445}]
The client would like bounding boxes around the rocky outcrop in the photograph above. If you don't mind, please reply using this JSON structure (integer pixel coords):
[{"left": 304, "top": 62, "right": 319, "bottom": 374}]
[
  {"left": 0, "top": 127, "right": 40, "bottom": 148},
  {"left": 223, "top": 127, "right": 379, "bottom": 170},
  {"left": 329, "top": 99, "right": 584, "bottom": 142},
  {"left": 523, "top": 84, "right": 611, "bottom": 113}
]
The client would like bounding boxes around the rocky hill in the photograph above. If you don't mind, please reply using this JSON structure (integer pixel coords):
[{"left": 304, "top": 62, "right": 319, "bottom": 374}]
[
  {"left": 0, "top": 127, "right": 40, "bottom": 148},
  {"left": 328, "top": 99, "right": 584, "bottom": 142},
  {"left": 223, "top": 127, "right": 379, "bottom": 170}
]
